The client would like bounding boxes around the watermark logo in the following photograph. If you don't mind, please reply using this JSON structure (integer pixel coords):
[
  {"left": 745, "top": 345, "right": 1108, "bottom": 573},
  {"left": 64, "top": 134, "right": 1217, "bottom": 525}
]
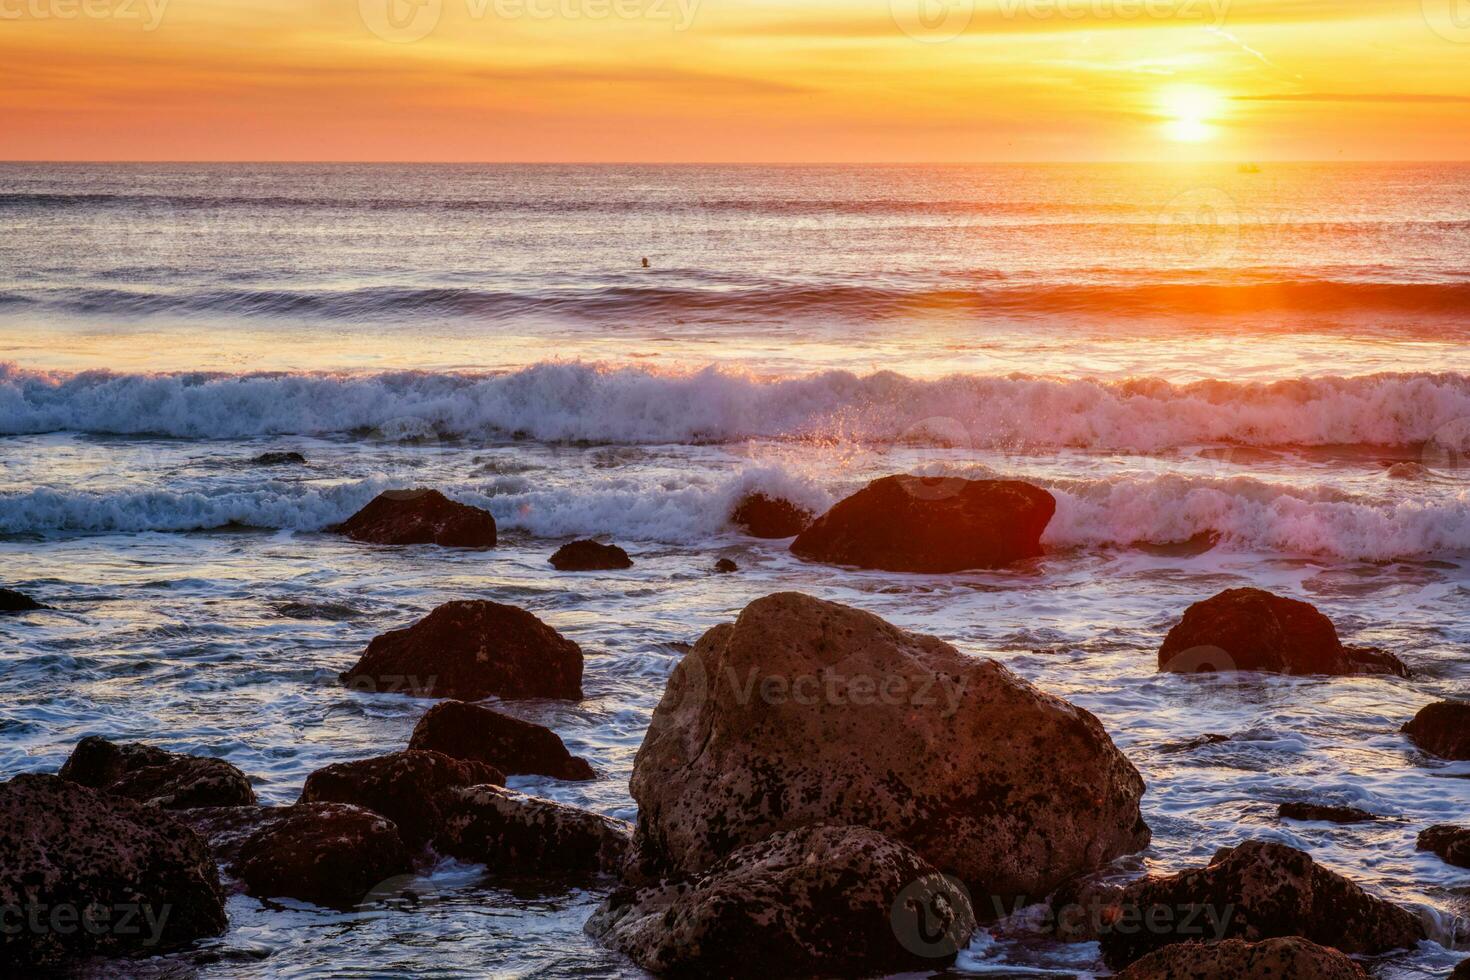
[
  {"left": 1422, "top": 417, "right": 1470, "bottom": 474},
  {"left": 358, "top": 873, "right": 441, "bottom": 912},
  {"left": 891, "top": 874, "right": 975, "bottom": 958},
  {"left": 1423, "top": 0, "right": 1470, "bottom": 42},
  {"left": 360, "top": 0, "right": 700, "bottom": 42},
  {"left": 360, "top": 0, "right": 443, "bottom": 42},
  {"left": 890, "top": 0, "right": 973, "bottom": 42},
  {"left": 0, "top": 0, "right": 169, "bottom": 30},
  {"left": 1155, "top": 187, "right": 1241, "bottom": 265}
]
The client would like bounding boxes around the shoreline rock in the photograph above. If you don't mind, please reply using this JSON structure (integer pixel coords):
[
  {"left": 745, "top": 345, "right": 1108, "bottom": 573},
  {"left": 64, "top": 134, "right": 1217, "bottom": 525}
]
[
  {"left": 1418, "top": 825, "right": 1470, "bottom": 868},
  {"left": 1277, "top": 802, "right": 1377, "bottom": 824},
  {"left": 59, "top": 736, "right": 256, "bottom": 809},
  {"left": 229, "top": 804, "right": 412, "bottom": 909},
  {"left": 409, "top": 700, "right": 595, "bottom": 781},
  {"left": 1158, "top": 588, "right": 1410, "bottom": 677},
  {"left": 0, "top": 588, "right": 47, "bottom": 613},
  {"left": 434, "top": 785, "right": 631, "bottom": 875},
  {"left": 713, "top": 558, "right": 738, "bottom": 574},
  {"left": 730, "top": 493, "right": 813, "bottom": 539},
  {"left": 251, "top": 451, "right": 306, "bottom": 466},
  {"left": 549, "top": 540, "right": 633, "bottom": 571},
  {"left": 629, "top": 592, "right": 1149, "bottom": 903},
  {"left": 341, "top": 600, "right": 584, "bottom": 700},
  {"left": 790, "top": 476, "right": 1055, "bottom": 572},
  {"left": 1115, "top": 938, "right": 1369, "bottom": 979},
  {"left": 1403, "top": 701, "right": 1470, "bottom": 759},
  {"left": 331, "top": 489, "right": 497, "bottom": 548}
]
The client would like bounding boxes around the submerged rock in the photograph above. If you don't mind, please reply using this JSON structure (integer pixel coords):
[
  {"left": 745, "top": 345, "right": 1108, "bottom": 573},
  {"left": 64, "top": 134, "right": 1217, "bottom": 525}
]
[
  {"left": 730, "top": 492, "right": 813, "bottom": 538},
  {"left": 0, "top": 774, "right": 226, "bottom": 969},
  {"left": 713, "top": 558, "right": 739, "bottom": 574},
  {"left": 59, "top": 736, "right": 256, "bottom": 809},
  {"left": 630, "top": 592, "right": 1149, "bottom": 903},
  {"left": 1115, "top": 937, "right": 1369, "bottom": 980},
  {"left": 549, "top": 540, "right": 633, "bottom": 571},
  {"left": 1158, "top": 588, "right": 1409, "bottom": 677},
  {"left": 1097, "top": 840, "right": 1424, "bottom": 968},
  {"left": 434, "top": 785, "right": 630, "bottom": 875},
  {"left": 588, "top": 824, "right": 977, "bottom": 977},
  {"left": 231, "top": 803, "right": 411, "bottom": 909},
  {"left": 1277, "top": 802, "right": 1377, "bottom": 824},
  {"left": 251, "top": 451, "right": 306, "bottom": 466},
  {"left": 408, "top": 700, "right": 595, "bottom": 781},
  {"left": 0, "top": 588, "right": 46, "bottom": 612},
  {"left": 1418, "top": 825, "right": 1470, "bottom": 868},
  {"left": 790, "top": 476, "right": 1055, "bottom": 572},
  {"left": 299, "top": 749, "right": 504, "bottom": 847},
  {"left": 331, "top": 489, "right": 497, "bottom": 548},
  {"left": 1403, "top": 700, "right": 1470, "bottom": 760},
  {"left": 341, "top": 600, "right": 583, "bottom": 700}
]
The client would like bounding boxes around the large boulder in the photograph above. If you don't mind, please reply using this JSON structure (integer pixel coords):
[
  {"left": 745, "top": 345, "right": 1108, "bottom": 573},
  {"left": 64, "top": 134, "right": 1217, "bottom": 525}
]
[
  {"left": 588, "top": 824, "right": 977, "bottom": 977},
  {"left": 331, "top": 489, "right": 497, "bottom": 548},
  {"left": 1115, "top": 938, "right": 1368, "bottom": 980},
  {"left": 1418, "top": 825, "right": 1470, "bottom": 868},
  {"left": 0, "top": 774, "right": 226, "bottom": 969},
  {"left": 341, "top": 600, "right": 583, "bottom": 700},
  {"left": 299, "top": 749, "right": 504, "bottom": 847},
  {"left": 59, "top": 736, "right": 256, "bottom": 809},
  {"left": 1098, "top": 840, "right": 1424, "bottom": 968},
  {"left": 434, "top": 785, "right": 631, "bottom": 875},
  {"left": 730, "top": 492, "right": 813, "bottom": 538},
  {"left": 1158, "top": 588, "right": 1409, "bottom": 677},
  {"left": 630, "top": 592, "right": 1149, "bottom": 903},
  {"left": 1403, "top": 700, "right": 1470, "bottom": 759},
  {"left": 408, "top": 700, "right": 595, "bottom": 780},
  {"left": 0, "top": 588, "right": 46, "bottom": 612},
  {"left": 790, "top": 476, "right": 1055, "bottom": 572},
  {"left": 549, "top": 540, "right": 633, "bottom": 571},
  {"left": 1455, "top": 958, "right": 1470, "bottom": 980},
  {"left": 230, "top": 803, "right": 411, "bottom": 909}
]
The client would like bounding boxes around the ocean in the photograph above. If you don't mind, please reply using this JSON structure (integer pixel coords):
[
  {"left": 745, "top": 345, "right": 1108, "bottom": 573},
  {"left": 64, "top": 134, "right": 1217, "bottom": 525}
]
[{"left": 1, "top": 162, "right": 1467, "bottom": 977}]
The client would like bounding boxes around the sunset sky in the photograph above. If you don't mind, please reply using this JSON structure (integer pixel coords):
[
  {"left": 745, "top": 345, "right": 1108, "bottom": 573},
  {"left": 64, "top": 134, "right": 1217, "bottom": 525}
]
[{"left": 2, "top": 0, "right": 1469, "bottom": 161}]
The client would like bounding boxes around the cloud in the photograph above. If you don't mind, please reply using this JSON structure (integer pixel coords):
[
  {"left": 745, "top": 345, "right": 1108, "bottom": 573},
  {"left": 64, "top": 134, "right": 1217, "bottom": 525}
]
[{"left": 1235, "top": 92, "right": 1470, "bottom": 104}]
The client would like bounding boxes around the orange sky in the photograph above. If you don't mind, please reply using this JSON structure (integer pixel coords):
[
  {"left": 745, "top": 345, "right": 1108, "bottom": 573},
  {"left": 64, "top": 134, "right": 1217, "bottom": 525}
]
[{"left": 2, "top": 0, "right": 1469, "bottom": 161}]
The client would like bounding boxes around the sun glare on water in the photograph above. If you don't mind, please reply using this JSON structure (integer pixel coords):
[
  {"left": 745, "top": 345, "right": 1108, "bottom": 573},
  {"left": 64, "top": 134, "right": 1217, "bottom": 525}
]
[{"left": 1159, "top": 85, "right": 1227, "bottom": 143}]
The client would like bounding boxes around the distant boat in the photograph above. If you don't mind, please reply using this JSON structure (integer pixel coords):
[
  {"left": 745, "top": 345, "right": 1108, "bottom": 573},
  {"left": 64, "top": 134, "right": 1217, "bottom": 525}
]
[{"left": 1238, "top": 163, "right": 1261, "bottom": 174}]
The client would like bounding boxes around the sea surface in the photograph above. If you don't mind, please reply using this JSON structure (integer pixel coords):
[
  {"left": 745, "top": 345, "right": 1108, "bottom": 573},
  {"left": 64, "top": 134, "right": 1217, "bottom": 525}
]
[{"left": 0, "top": 163, "right": 1467, "bottom": 978}]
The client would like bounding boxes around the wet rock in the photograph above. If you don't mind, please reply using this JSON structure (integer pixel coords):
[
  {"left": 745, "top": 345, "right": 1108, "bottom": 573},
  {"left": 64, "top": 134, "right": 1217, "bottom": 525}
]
[
  {"left": 1418, "top": 825, "right": 1470, "bottom": 868},
  {"left": 299, "top": 749, "right": 504, "bottom": 847},
  {"left": 790, "top": 476, "right": 1055, "bottom": 572},
  {"left": 1277, "top": 802, "right": 1377, "bottom": 824},
  {"left": 1160, "top": 733, "right": 1231, "bottom": 753},
  {"left": 1097, "top": 839, "right": 1424, "bottom": 969},
  {"left": 713, "top": 558, "right": 738, "bottom": 574},
  {"left": 1403, "top": 700, "right": 1470, "bottom": 760},
  {"left": 549, "top": 539, "right": 633, "bottom": 571},
  {"left": 730, "top": 493, "right": 813, "bottom": 538},
  {"left": 331, "top": 489, "right": 497, "bottom": 548},
  {"left": 408, "top": 700, "right": 595, "bottom": 781},
  {"left": 231, "top": 803, "right": 411, "bottom": 909},
  {"left": 434, "top": 785, "right": 630, "bottom": 875},
  {"left": 59, "top": 736, "right": 256, "bottom": 809},
  {"left": 588, "top": 824, "right": 977, "bottom": 977},
  {"left": 341, "top": 600, "right": 583, "bottom": 700},
  {"left": 1158, "top": 587, "right": 1409, "bottom": 677},
  {"left": 251, "top": 451, "right": 306, "bottom": 466},
  {"left": 1115, "top": 937, "right": 1369, "bottom": 980},
  {"left": 630, "top": 592, "right": 1149, "bottom": 903},
  {"left": 0, "top": 773, "right": 226, "bottom": 969},
  {"left": 1455, "top": 958, "right": 1470, "bottom": 979},
  {"left": 0, "top": 588, "right": 46, "bottom": 612}
]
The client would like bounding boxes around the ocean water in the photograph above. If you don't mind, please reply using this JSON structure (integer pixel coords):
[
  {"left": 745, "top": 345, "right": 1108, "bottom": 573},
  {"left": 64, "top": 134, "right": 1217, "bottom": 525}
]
[{"left": 1, "top": 163, "right": 1468, "bottom": 978}]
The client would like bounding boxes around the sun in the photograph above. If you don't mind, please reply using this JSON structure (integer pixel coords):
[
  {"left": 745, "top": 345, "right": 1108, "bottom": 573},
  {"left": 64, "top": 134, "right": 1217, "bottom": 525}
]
[{"left": 1159, "top": 85, "right": 1227, "bottom": 143}]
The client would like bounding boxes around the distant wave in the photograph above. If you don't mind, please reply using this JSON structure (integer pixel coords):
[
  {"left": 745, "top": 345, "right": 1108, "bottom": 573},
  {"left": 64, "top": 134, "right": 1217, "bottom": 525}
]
[
  {"left": 2, "top": 470, "right": 1465, "bottom": 561},
  {"left": 4, "top": 363, "right": 1470, "bottom": 451},
  {"left": 4, "top": 278, "right": 1469, "bottom": 322}
]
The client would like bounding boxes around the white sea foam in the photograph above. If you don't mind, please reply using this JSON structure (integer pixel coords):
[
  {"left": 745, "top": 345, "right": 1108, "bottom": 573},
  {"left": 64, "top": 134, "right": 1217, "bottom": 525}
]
[{"left": 5, "top": 363, "right": 1470, "bottom": 451}]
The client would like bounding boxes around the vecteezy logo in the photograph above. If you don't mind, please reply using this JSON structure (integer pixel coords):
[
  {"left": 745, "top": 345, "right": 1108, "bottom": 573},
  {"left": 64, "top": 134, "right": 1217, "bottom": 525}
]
[
  {"left": 1155, "top": 187, "right": 1241, "bottom": 266},
  {"left": 890, "top": 0, "right": 974, "bottom": 42},
  {"left": 360, "top": 0, "right": 443, "bottom": 43},
  {"left": 1423, "top": 0, "right": 1470, "bottom": 42},
  {"left": 890, "top": 874, "right": 974, "bottom": 959}
]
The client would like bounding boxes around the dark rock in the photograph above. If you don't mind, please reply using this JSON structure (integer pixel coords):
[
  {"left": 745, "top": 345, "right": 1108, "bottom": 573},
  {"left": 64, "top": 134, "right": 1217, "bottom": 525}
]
[
  {"left": 1455, "top": 958, "right": 1470, "bottom": 979},
  {"left": 331, "top": 489, "right": 496, "bottom": 548},
  {"left": 1115, "top": 938, "right": 1369, "bottom": 980},
  {"left": 0, "top": 774, "right": 226, "bottom": 969},
  {"left": 548, "top": 540, "right": 633, "bottom": 571},
  {"left": 730, "top": 493, "right": 813, "bottom": 538},
  {"left": 409, "top": 700, "right": 595, "bottom": 781},
  {"left": 713, "top": 558, "right": 738, "bottom": 574},
  {"left": 231, "top": 803, "right": 411, "bottom": 909},
  {"left": 630, "top": 592, "right": 1149, "bottom": 903},
  {"left": 1418, "top": 825, "right": 1470, "bottom": 868},
  {"left": 588, "top": 824, "right": 977, "bottom": 976},
  {"left": 341, "top": 600, "right": 583, "bottom": 700},
  {"left": 0, "top": 588, "right": 46, "bottom": 612},
  {"left": 1403, "top": 701, "right": 1470, "bottom": 760},
  {"left": 1158, "top": 588, "right": 1409, "bottom": 677},
  {"left": 299, "top": 749, "right": 504, "bottom": 847},
  {"left": 1278, "top": 802, "right": 1377, "bottom": 824},
  {"left": 251, "top": 451, "right": 306, "bottom": 466},
  {"left": 790, "top": 476, "right": 1055, "bottom": 572},
  {"left": 59, "top": 736, "right": 256, "bottom": 809},
  {"left": 434, "top": 784, "right": 630, "bottom": 875},
  {"left": 1098, "top": 840, "right": 1424, "bottom": 968},
  {"left": 1160, "top": 733, "right": 1231, "bottom": 753}
]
